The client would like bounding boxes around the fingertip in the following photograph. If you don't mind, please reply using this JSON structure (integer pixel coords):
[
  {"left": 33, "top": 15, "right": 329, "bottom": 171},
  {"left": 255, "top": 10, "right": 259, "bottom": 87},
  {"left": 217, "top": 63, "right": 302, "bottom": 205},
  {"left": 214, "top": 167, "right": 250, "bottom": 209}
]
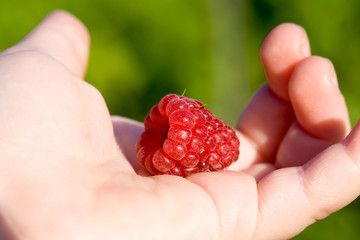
[
  {"left": 261, "top": 23, "right": 310, "bottom": 59},
  {"left": 289, "top": 56, "right": 336, "bottom": 92},
  {"left": 260, "top": 23, "right": 311, "bottom": 100},
  {"left": 288, "top": 56, "right": 350, "bottom": 141}
]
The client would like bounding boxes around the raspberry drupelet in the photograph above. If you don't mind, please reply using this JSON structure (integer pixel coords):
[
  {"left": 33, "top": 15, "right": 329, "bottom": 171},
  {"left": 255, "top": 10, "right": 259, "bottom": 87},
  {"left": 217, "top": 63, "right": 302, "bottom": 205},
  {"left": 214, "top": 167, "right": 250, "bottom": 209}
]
[{"left": 136, "top": 94, "right": 240, "bottom": 177}]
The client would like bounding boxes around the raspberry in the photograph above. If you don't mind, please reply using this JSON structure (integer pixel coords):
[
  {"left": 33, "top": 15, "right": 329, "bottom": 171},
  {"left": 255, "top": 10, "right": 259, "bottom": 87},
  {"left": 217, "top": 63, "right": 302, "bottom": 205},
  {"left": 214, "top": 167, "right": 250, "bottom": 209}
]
[{"left": 136, "top": 94, "right": 240, "bottom": 177}]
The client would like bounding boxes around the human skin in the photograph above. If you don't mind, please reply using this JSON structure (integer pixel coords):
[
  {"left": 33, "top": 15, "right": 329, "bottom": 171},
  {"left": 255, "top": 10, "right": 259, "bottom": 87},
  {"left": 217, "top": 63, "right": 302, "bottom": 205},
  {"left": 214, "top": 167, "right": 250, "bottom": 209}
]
[{"left": 0, "top": 10, "right": 359, "bottom": 240}]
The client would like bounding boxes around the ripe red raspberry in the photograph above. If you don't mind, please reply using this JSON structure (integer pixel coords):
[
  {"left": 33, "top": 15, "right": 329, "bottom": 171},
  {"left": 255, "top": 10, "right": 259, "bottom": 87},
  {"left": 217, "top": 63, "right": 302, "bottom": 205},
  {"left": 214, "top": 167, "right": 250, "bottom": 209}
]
[{"left": 136, "top": 94, "right": 240, "bottom": 177}]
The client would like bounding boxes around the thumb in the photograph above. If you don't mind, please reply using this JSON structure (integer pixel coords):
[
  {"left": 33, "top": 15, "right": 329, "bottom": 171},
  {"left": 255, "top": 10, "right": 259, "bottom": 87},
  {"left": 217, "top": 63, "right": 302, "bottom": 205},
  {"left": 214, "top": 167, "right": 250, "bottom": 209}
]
[
  {"left": 254, "top": 120, "right": 360, "bottom": 239},
  {"left": 2, "top": 10, "right": 90, "bottom": 78}
]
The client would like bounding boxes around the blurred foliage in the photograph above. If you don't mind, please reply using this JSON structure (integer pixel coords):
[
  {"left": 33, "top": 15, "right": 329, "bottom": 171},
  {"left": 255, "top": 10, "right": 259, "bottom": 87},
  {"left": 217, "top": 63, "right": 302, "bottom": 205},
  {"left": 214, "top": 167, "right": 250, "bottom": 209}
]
[{"left": 1, "top": 0, "right": 360, "bottom": 239}]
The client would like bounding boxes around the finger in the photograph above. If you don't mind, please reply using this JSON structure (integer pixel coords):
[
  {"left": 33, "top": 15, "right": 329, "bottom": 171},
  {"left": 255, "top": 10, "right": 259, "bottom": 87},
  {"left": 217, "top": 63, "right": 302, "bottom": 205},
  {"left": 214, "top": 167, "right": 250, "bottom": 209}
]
[
  {"left": 289, "top": 56, "right": 350, "bottom": 140},
  {"left": 276, "top": 56, "right": 350, "bottom": 167},
  {"left": 237, "top": 85, "right": 294, "bottom": 166},
  {"left": 260, "top": 23, "right": 311, "bottom": 100},
  {"left": 2, "top": 10, "right": 90, "bottom": 78},
  {"left": 237, "top": 23, "right": 310, "bottom": 166},
  {"left": 112, "top": 116, "right": 150, "bottom": 176},
  {"left": 253, "top": 122, "right": 360, "bottom": 239}
]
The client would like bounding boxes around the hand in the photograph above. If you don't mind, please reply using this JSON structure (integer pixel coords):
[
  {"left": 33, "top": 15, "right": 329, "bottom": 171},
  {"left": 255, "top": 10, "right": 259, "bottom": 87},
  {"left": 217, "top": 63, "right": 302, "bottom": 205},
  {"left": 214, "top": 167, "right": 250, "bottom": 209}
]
[{"left": 0, "top": 11, "right": 359, "bottom": 240}]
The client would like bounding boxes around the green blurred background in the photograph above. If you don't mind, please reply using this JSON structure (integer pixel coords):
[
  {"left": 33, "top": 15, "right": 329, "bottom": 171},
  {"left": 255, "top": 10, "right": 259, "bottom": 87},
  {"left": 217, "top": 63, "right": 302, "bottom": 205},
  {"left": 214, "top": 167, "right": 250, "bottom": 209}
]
[{"left": 1, "top": 0, "right": 360, "bottom": 239}]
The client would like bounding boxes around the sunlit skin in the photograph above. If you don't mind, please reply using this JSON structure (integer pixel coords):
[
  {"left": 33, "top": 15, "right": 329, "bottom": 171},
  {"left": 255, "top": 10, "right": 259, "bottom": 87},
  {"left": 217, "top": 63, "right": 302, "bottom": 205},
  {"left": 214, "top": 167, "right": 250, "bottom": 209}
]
[{"left": 0, "top": 10, "right": 359, "bottom": 240}]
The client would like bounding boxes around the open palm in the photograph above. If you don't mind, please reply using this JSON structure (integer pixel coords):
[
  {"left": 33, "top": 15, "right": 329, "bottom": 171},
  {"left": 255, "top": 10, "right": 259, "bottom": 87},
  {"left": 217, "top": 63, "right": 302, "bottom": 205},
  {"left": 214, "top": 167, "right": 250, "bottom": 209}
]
[{"left": 0, "top": 11, "right": 359, "bottom": 240}]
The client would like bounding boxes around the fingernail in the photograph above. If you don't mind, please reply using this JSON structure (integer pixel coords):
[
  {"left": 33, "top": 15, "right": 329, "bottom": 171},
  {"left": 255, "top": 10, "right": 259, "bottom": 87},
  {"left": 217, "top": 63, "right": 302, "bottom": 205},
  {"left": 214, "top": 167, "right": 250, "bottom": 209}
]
[{"left": 326, "top": 59, "right": 339, "bottom": 89}]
